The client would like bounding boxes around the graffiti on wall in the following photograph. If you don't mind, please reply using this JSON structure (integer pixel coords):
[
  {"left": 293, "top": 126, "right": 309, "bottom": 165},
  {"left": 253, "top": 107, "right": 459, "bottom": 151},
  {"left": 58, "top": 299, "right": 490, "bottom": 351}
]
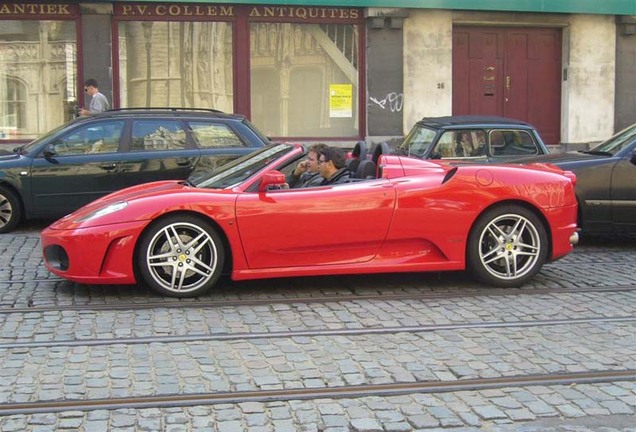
[{"left": 369, "top": 92, "right": 403, "bottom": 112}]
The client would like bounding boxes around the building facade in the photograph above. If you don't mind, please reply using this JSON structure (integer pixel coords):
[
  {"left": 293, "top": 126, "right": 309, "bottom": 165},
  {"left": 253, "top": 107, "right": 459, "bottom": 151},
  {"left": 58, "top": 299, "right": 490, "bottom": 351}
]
[{"left": 1, "top": 0, "right": 635, "bottom": 148}]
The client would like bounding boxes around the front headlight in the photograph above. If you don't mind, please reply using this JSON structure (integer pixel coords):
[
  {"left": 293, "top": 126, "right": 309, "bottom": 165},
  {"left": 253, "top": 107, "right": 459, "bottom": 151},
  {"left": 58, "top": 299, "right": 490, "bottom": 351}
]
[{"left": 77, "top": 201, "right": 128, "bottom": 222}]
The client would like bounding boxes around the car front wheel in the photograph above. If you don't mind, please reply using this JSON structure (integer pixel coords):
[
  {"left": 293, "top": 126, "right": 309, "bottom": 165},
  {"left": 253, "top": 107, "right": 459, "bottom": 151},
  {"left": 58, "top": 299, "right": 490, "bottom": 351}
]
[
  {"left": 467, "top": 205, "right": 548, "bottom": 287},
  {"left": 0, "top": 186, "right": 21, "bottom": 234},
  {"left": 138, "top": 215, "right": 224, "bottom": 297}
]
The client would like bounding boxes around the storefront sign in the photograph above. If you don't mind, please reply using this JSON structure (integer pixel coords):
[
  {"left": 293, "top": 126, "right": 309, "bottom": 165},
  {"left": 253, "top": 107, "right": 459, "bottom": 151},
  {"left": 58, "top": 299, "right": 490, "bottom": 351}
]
[
  {"left": 111, "top": 0, "right": 636, "bottom": 16},
  {"left": 0, "top": 2, "right": 78, "bottom": 18},
  {"left": 330, "top": 84, "right": 353, "bottom": 118},
  {"left": 115, "top": 3, "right": 361, "bottom": 23},
  {"left": 249, "top": 6, "right": 359, "bottom": 21},
  {"left": 117, "top": 4, "right": 234, "bottom": 18}
]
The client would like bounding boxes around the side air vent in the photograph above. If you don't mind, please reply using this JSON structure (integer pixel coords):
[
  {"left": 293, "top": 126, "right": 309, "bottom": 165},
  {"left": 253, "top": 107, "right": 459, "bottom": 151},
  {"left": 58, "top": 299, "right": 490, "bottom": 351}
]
[{"left": 442, "top": 167, "right": 458, "bottom": 184}]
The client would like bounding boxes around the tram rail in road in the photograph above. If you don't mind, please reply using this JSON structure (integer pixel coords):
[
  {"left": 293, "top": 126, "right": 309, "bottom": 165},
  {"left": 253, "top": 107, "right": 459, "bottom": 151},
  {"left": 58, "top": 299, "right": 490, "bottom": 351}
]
[{"left": 0, "top": 370, "right": 633, "bottom": 416}]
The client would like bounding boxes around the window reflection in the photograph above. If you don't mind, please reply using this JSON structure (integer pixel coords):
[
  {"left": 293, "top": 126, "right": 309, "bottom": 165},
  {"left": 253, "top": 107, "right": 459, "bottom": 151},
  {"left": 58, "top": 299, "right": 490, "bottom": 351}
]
[
  {"left": 0, "top": 20, "right": 77, "bottom": 140},
  {"left": 250, "top": 23, "right": 359, "bottom": 138},
  {"left": 118, "top": 21, "right": 233, "bottom": 112}
]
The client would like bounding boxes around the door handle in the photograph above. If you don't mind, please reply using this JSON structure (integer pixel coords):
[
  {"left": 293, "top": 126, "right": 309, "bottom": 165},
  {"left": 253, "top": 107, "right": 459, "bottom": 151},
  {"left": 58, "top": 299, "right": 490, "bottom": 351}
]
[
  {"left": 176, "top": 158, "right": 192, "bottom": 167},
  {"left": 99, "top": 163, "right": 117, "bottom": 171}
]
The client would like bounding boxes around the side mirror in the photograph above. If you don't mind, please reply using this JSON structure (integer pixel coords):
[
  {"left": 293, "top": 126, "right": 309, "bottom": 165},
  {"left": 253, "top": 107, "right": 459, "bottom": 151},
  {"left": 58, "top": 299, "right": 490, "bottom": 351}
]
[
  {"left": 259, "top": 170, "right": 287, "bottom": 192},
  {"left": 42, "top": 143, "right": 57, "bottom": 159}
]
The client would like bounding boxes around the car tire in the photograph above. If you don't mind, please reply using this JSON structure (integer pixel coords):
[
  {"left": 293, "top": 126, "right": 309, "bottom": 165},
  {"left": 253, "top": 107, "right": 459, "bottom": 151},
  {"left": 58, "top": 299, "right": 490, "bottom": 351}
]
[
  {"left": 0, "top": 186, "right": 22, "bottom": 234},
  {"left": 137, "top": 215, "right": 225, "bottom": 298},
  {"left": 467, "top": 205, "right": 548, "bottom": 287}
]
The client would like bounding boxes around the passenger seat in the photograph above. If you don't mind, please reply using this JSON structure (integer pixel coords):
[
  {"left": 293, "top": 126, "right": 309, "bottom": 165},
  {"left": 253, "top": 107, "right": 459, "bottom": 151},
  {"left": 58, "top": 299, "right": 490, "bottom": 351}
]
[{"left": 356, "top": 160, "right": 377, "bottom": 179}]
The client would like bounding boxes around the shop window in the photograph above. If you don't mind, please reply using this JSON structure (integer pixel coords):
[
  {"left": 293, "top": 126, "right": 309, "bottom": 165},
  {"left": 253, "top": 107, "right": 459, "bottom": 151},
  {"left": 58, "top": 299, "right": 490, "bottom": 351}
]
[
  {"left": 250, "top": 68, "right": 280, "bottom": 137},
  {"left": 118, "top": 21, "right": 233, "bottom": 113},
  {"left": 0, "top": 20, "right": 77, "bottom": 140},
  {"left": 0, "top": 77, "right": 26, "bottom": 134},
  {"left": 250, "top": 23, "right": 360, "bottom": 138}
]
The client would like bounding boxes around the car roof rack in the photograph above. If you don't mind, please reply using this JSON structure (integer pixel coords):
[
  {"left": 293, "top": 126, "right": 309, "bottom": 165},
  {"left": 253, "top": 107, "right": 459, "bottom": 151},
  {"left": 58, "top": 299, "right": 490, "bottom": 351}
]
[{"left": 104, "top": 107, "right": 225, "bottom": 114}]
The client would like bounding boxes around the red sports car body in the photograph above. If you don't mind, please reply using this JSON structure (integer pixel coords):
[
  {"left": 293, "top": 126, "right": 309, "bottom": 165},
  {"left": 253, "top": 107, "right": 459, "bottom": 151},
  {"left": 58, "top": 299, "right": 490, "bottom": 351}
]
[{"left": 42, "top": 143, "right": 578, "bottom": 297}]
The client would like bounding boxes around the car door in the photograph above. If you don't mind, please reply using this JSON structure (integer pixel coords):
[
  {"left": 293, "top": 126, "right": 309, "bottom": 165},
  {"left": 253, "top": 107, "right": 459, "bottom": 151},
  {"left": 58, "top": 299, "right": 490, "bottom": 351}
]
[
  {"left": 28, "top": 119, "right": 125, "bottom": 217},
  {"left": 611, "top": 144, "right": 636, "bottom": 230},
  {"left": 119, "top": 119, "right": 200, "bottom": 187},
  {"left": 235, "top": 179, "right": 397, "bottom": 269}
]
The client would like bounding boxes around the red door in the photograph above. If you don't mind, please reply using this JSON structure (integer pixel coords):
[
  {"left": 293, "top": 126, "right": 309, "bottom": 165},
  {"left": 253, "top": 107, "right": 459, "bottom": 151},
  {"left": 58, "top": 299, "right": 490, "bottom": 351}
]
[
  {"left": 235, "top": 180, "right": 396, "bottom": 269},
  {"left": 453, "top": 26, "right": 562, "bottom": 144}
]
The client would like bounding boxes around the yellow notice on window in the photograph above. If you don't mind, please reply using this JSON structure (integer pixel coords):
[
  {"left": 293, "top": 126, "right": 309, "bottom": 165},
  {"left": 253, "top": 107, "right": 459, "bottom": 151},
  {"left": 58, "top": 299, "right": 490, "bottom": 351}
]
[{"left": 329, "top": 84, "right": 352, "bottom": 118}]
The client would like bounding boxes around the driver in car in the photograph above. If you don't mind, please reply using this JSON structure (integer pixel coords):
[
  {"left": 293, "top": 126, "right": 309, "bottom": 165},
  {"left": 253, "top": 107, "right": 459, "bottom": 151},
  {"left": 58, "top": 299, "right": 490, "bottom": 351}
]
[{"left": 287, "top": 143, "right": 328, "bottom": 188}]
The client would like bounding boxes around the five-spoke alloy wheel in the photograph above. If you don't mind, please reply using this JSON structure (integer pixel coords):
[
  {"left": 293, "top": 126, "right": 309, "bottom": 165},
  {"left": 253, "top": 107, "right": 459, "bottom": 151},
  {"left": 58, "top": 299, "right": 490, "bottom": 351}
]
[
  {"left": 467, "top": 205, "right": 548, "bottom": 287},
  {"left": 138, "top": 215, "right": 224, "bottom": 297}
]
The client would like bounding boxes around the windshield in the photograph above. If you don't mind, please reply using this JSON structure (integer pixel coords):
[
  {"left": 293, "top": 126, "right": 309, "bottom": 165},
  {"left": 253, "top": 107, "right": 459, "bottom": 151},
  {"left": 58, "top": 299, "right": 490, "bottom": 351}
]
[
  {"left": 191, "top": 143, "right": 296, "bottom": 189},
  {"left": 590, "top": 123, "right": 636, "bottom": 155},
  {"left": 398, "top": 124, "right": 437, "bottom": 158}
]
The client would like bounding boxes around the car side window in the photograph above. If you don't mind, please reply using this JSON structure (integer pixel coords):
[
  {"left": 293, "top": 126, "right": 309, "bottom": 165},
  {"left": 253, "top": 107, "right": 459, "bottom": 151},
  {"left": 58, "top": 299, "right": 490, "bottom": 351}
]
[
  {"left": 433, "top": 130, "right": 486, "bottom": 158},
  {"left": 188, "top": 122, "right": 246, "bottom": 148},
  {"left": 131, "top": 120, "right": 186, "bottom": 151},
  {"left": 434, "top": 132, "right": 456, "bottom": 158},
  {"left": 490, "top": 130, "right": 539, "bottom": 157},
  {"left": 52, "top": 120, "right": 125, "bottom": 156}
]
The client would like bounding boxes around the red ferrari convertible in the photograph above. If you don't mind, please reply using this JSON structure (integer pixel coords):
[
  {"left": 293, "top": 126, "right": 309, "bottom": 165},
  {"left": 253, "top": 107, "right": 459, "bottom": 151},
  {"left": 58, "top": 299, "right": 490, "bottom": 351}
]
[{"left": 41, "top": 143, "right": 579, "bottom": 297}]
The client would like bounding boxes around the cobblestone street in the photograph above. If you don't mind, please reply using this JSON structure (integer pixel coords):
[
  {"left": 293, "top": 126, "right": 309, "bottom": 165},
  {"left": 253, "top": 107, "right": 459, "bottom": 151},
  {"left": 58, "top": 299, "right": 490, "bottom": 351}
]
[{"left": 0, "top": 222, "right": 634, "bottom": 431}]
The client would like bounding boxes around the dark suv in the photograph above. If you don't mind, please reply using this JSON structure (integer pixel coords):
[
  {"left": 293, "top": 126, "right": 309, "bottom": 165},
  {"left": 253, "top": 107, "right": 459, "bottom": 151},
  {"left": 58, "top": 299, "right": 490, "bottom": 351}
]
[
  {"left": 0, "top": 108, "right": 268, "bottom": 232},
  {"left": 398, "top": 116, "right": 550, "bottom": 162}
]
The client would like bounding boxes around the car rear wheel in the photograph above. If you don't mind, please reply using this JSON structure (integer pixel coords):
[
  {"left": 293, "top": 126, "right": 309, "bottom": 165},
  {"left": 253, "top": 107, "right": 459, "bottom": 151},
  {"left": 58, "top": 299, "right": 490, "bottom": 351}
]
[
  {"left": 0, "top": 186, "right": 21, "bottom": 234},
  {"left": 467, "top": 205, "right": 548, "bottom": 287},
  {"left": 138, "top": 215, "right": 224, "bottom": 297}
]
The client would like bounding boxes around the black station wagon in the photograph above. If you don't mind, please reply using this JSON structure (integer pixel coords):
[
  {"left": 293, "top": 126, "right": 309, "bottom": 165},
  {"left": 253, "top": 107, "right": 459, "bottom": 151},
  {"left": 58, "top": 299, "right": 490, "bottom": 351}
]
[
  {"left": 0, "top": 108, "right": 268, "bottom": 233},
  {"left": 398, "top": 115, "right": 550, "bottom": 162}
]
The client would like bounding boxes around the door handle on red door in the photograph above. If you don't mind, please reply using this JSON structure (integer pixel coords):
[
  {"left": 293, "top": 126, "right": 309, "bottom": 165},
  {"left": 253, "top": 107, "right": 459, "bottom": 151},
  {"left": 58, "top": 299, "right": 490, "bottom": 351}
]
[{"left": 99, "top": 163, "right": 117, "bottom": 171}]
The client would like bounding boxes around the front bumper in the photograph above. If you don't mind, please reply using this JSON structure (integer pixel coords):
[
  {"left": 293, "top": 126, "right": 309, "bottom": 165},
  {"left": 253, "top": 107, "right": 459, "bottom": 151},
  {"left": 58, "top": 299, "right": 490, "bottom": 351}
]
[{"left": 41, "top": 220, "right": 148, "bottom": 285}]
